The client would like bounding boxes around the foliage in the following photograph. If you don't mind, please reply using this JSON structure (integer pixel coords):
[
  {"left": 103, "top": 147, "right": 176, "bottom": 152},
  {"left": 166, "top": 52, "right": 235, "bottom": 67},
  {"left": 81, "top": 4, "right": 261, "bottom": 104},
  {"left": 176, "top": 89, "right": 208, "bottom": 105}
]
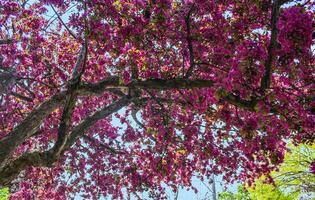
[
  {"left": 219, "top": 143, "right": 315, "bottom": 200},
  {"left": 267, "top": 143, "right": 315, "bottom": 198},
  {"left": 246, "top": 178, "right": 298, "bottom": 200},
  {"left": 219, "top": 183, "right": 295, "bottom": 200},
  {"left": 0, "top": 188, "right": 8, "bottom": 200},
  {"left": 0, "top": 0, "right": 314, "bottom": 199},
  {"left": 218, "top": 185, "right": 251, "bottom": 200}
]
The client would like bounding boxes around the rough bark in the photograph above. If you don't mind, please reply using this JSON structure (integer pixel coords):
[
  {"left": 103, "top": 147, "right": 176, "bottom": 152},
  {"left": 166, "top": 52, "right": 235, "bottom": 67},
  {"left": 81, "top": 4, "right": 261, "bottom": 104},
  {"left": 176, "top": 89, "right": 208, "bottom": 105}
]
[
  {"left": 260, "top": 0, "right": 282, "bottom": 92},
  {"left": 0, "top": 96, "right": 131, "bottom": 186},
  {"left": 0, "top": 78, "right": 214, "bottom": 169}
]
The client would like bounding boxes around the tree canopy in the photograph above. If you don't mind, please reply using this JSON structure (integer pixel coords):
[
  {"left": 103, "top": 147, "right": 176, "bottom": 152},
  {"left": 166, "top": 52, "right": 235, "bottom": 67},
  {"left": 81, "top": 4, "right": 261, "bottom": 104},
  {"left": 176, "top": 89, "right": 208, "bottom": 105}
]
[{"left": 0, "top": 0, "right": 314, "bottom": 199}]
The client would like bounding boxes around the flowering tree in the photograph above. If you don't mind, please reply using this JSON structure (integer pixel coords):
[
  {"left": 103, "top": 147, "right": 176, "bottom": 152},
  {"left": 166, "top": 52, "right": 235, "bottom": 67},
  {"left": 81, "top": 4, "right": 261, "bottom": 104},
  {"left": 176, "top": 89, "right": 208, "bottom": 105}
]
[{"left": 0, "top": 0, "right": 314, "bottom": 199}]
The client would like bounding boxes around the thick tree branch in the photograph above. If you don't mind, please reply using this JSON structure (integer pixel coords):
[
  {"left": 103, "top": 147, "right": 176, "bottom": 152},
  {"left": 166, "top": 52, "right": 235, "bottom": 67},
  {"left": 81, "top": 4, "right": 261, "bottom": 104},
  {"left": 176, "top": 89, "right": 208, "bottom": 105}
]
[
  {"left": 0, "top": 151, "right": 51, "bottom": 186},
  {"left": 44, "top": 39, "right": 88, "bottom": 160},
  {"left": 260, "top": 0, "right": 282, "bottom": 92},
  {"left": 0, "top": 96, "right": 131, "bottom": 186},
  {"left": 50, "top": 89, "right": 77, "bottom": 158},
  {"left": 0, "top": 92, "right": 67, "bottom": 168},
  {"left": 64, "top": 96, "right": 131, "bottom": 149},
  {"left": 80, "top": 78, "right": 214, "bottom": 92},
  {"left": 223, "top": 94, "right": 257, "bottom": 112}
]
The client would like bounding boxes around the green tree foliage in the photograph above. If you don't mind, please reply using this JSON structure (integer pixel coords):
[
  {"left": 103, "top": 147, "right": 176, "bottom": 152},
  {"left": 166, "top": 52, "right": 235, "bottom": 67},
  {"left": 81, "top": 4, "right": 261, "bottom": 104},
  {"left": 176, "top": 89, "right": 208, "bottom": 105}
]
[
  {"left": 271, "top": 143, "right": 315, "bottom": 198},
  {"left": 218, "top": 185, "right": 251, "bottom": 200},
  {"left": 219, "top": 143, "right": 315, "bottom": 200},
  {"left": 246, "top": 178, "right": 298, "bottom": 200},
  {"left": 0, "top": 188, "right": 8, "bottom": 200}
]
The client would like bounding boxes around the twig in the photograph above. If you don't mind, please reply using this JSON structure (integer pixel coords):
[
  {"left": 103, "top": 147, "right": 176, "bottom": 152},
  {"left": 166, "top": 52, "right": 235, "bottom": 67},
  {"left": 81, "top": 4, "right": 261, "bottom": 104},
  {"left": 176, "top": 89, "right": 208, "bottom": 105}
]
[{"left": 50, "top": 5, "right": 77, "bottom": 39}]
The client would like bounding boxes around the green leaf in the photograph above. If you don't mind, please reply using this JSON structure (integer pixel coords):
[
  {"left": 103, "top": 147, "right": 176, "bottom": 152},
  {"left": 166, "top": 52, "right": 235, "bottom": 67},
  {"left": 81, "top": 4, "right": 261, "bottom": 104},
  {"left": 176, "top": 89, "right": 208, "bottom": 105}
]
[{"left": 0, "top": 187, "right": 9, "bottom": 200}]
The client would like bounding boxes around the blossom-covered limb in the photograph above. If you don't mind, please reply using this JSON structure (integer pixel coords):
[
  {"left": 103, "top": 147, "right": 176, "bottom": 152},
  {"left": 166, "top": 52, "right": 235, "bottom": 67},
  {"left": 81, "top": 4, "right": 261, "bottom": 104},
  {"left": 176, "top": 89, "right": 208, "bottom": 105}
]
[{"left": 0, "top": 96, "right": 131, "bottom": 187}]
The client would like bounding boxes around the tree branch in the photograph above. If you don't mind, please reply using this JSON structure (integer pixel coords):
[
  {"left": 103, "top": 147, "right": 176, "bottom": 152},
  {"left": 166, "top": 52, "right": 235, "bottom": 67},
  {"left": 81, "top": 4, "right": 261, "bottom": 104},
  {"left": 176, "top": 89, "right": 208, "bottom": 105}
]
[
  {"left": 0, "top": 96, "right": 131, "bottom": 186},
  {"left": 184, "top": 5, "right": 195, "bottom": 79},
  {"left": 79, "top": 78, "right": 214, "bottom": 92},
  {"left": 45, "top": 39, "right": 88, "bottom": 160},
  {"left": 0, "top": 151, "right": 51, "bottom": 186},
  {"left": 260, "top": 0, "right": 282, "bottom": 92},
  {"left": 223, "top": 94, "right": 257, "bottom": 112},
  {"left": 82, "top": 135, "right": 124, "bottom": 155},
  {"left": 51, "top": 5, "right": 77, "bottom": 40},
  {"left": 50, "top": 89, "right": 77, "bottom": 158},
  {"left": 71, "top": 41, "right": 88, "bottom": 79},
  {"left": 64, "top": 96, "right": 131, "bottom": 149},
  {"left": 10, "top": 92, "right": 33, "bottom": 102},
  {"left": 0, "top": 39, "right": 13, "bottom": 45},
  {"left": 0, "top": 92, "right": 67, "bottom": 168},
  {"left": 0, "top": 78, "right": 214, "bottom": 169}
]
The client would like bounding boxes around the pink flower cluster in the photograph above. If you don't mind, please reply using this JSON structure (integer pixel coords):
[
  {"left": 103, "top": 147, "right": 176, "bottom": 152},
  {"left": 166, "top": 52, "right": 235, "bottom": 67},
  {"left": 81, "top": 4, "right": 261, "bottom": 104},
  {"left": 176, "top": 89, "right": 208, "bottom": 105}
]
[{"left": 277, "top": 6, "right": 313, "bottom": 55}]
